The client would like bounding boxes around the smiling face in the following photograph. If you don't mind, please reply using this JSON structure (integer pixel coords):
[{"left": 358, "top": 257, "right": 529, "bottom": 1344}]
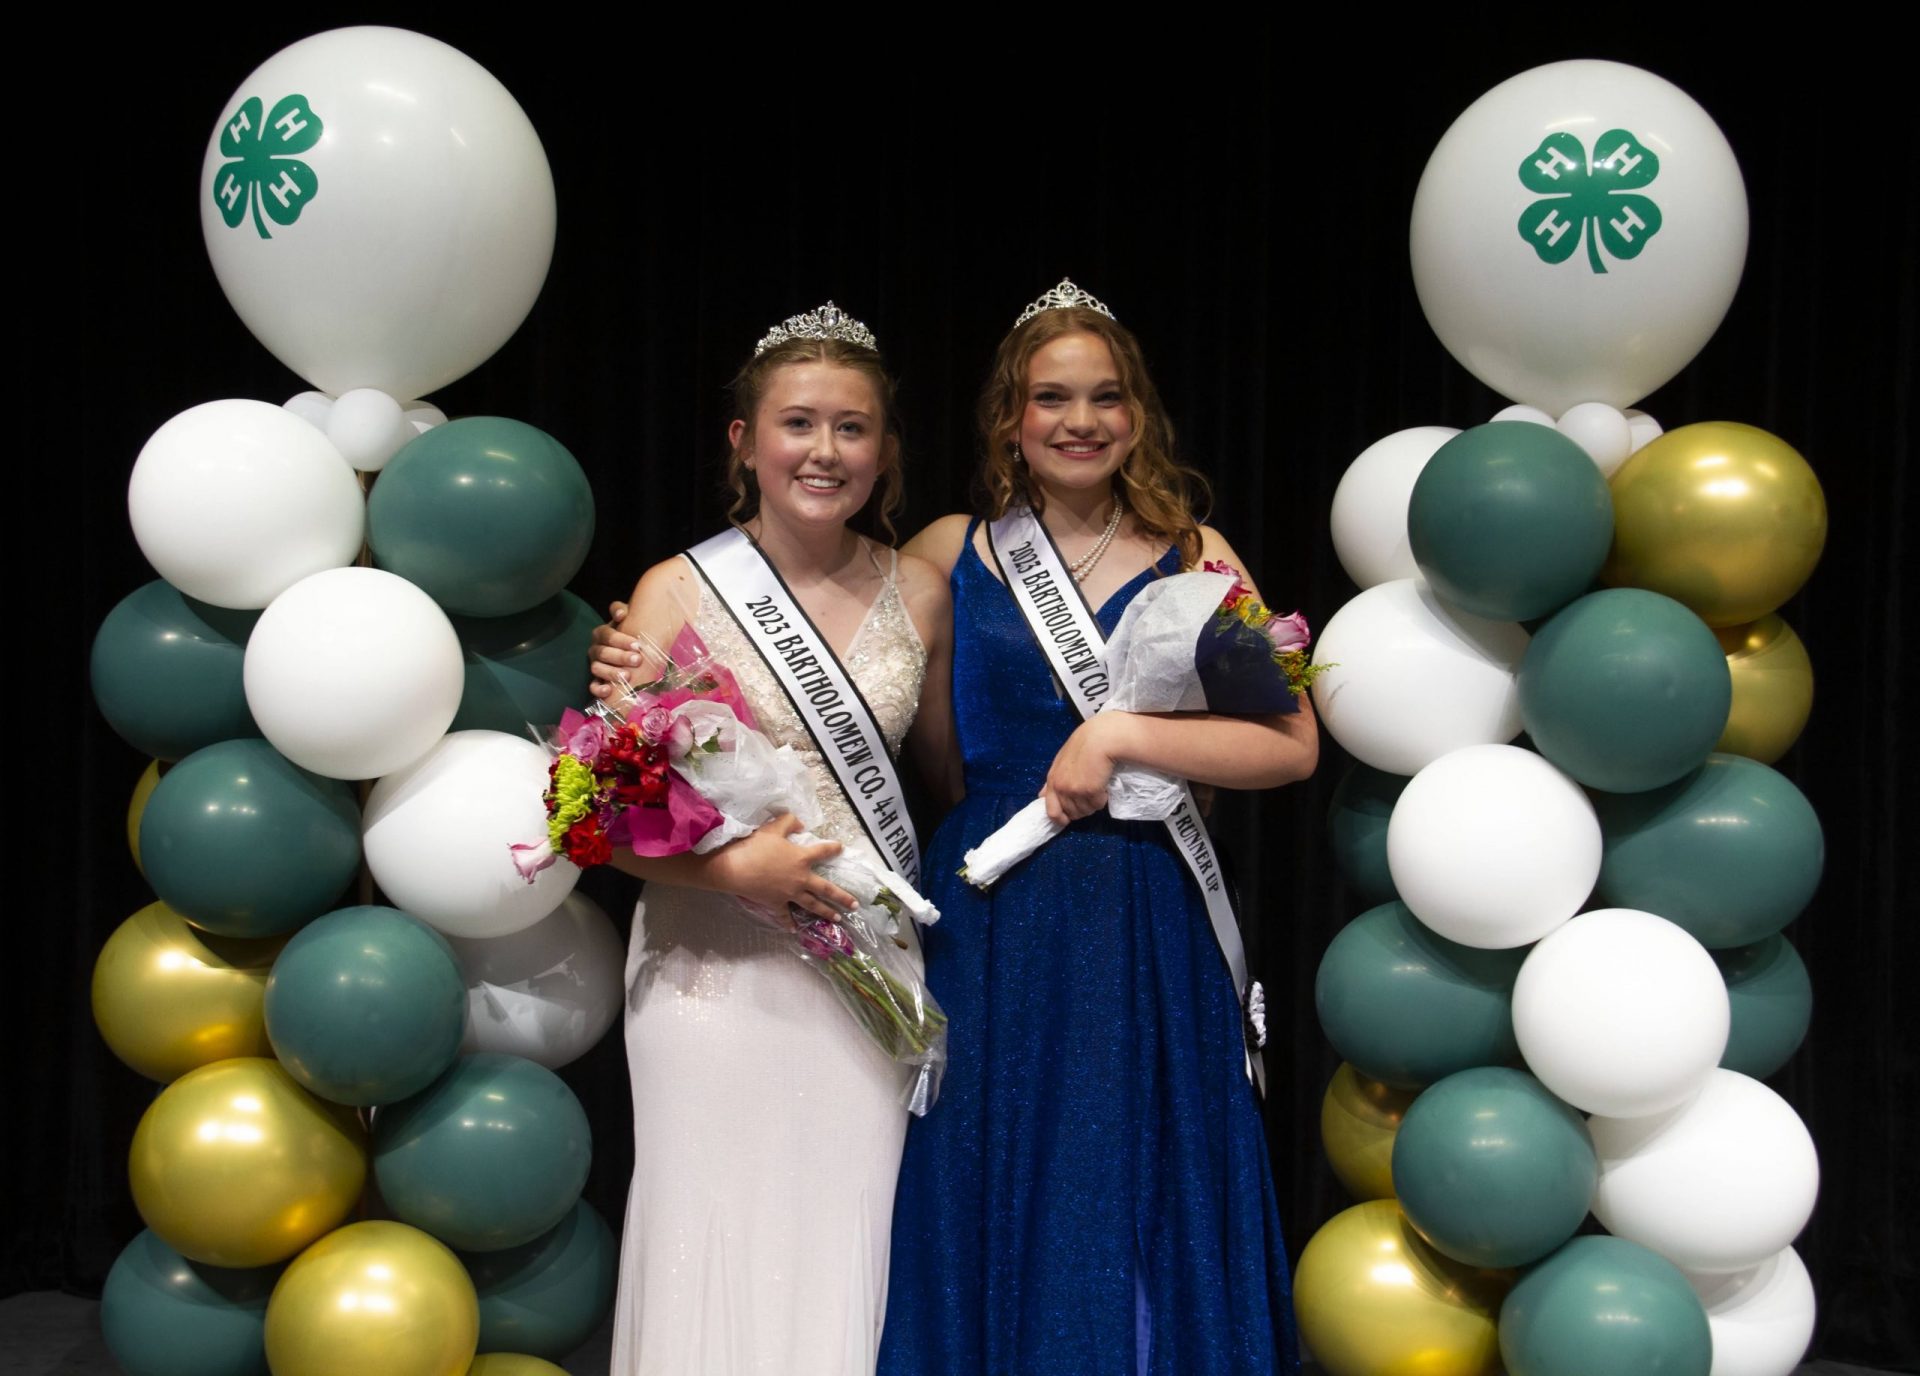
[
  {"left": 1016, "top": 331, "right": 1136, "bottom": 499},
  {"left": 729, "top": 361, "right": 890, "bottom": 534}
]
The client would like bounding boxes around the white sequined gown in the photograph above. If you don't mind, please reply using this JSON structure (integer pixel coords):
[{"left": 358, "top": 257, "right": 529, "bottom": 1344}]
[{"left": 612, "top": 547, "right": 928, "bottom": 1376}]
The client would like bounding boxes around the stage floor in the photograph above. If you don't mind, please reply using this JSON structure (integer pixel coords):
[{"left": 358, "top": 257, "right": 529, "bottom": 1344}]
[{"left": 3, "top": 1289, "right": 1900, "bottom": 1376}]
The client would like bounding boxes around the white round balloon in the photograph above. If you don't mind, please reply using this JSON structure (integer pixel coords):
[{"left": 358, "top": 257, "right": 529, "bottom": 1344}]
[
  {"left": 1590, "top": 1071, "right": 1819, "bottom": 1275},
  {"left": 127, "top": 400, "right": 363, "bottom": 609},
  {"left": 1685, "top": 1247, "right": 1816, "bottom": 1376},
  {"left": 445, "top": 891, "right": 623, "bottom": 1068},
  {"left": 325, "top": 388, "right": 416, "bottom": 472},
  {"left": 1311, "top": 579, "right": 1529, "bottom": 776},
  {"left": 200, "top": 27, "right": 556, "bottom": 400},
  {"left": 1411, "top": 60, "right": 1748, "bottom": 412},
  {"left": 244, "top": 566, "right": 463, "bottom": 779},
  {"left": 1329, "top": 426, "right": 1460, "bottom": 589},
  {"left": 1387, "top": 744, "right": 1599, "bottom": 948},
  {"left": 1626, "top": 407, "right": 1666, "bottom": 453},
  {"left": 403, "top": 401, "right": 449, "bottom": 434},
  {"left": 283, "top": 390, "right": 334, "bottom": 431},
  {"left": 1513, "top": 908, "right": 1729, "bottom": 1117},
  {"left": 1490, "top": 404, "right": 1554, "bottom": 426},
  {"left": 1556, "top": 401, "right": 1634, "bottom": 476},
  {"left": 363, "top": 730, "right": 580, "bottom": 939}
]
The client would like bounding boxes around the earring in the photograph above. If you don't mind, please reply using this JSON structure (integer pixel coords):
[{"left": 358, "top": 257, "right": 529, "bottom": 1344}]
[{"left": 1011, "top": 443, "right": 1026, "bottom": 465}]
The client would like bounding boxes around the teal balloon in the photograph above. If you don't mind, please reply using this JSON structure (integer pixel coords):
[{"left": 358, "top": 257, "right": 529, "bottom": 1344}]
[
  {"left": 1519, "top": 589, "right": 1732, "bottom": 793},
  {"left": 460, "top": 1200, "right": 618, "bottom": 1360},
  {"left": 1392, "top": 1067, "right": 1595, "bottom": 1268},
  {"left": 1314, "top": 902, "right": 1525, "bottom": 1089},
  {"left": 1326, "top": 763, "right": 1407, "bottom": 906},
  {"left": 374, "top": 1053, "right": 592, "bottom": 1252},
  {"left": 1500, "top": 1236, "right": 1712, "bottom": 1376},
  {"left": 139, "top": 739, "right": 360, "bottom": 939},
  {"left": 368, "top": 417, "right": 594, "bottom": 617},
  {"left": 1594, "top": 754, "right": 1824, "bottom": 947},
  {"left": 264, "top": 906, "right": 466, "bottom": 1106},
  {"left": 100, "top": 1228, "right": 278, "bottom": 1376},
  {"left": 1716, "top": 935, "right": 1813, "bottom": 1079},
  {"left": 91, "top": 581, "right": 261, "bottom": 761},
  {"left": 1408, "top": 422, "right": 1614, "bottom": 621},
  {"left": 449, "top": 592, "right": 602, "bottom": 735}
]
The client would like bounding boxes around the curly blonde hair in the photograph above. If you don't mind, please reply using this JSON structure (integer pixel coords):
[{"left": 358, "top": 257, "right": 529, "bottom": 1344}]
[
  {"left": 723, "top": 337, "right": 904, "bottom": 544},
  {"left": 975, "top": 305, "right": 1209, "bottom": 570}
]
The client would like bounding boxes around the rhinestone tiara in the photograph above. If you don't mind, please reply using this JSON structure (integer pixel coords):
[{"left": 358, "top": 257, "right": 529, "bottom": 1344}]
[
  {"left": 1013, "top": 277, "right": 1117, "bottom": 328},
  {"left": 753, "top": 301, "right": 879, "bottom": 357}
]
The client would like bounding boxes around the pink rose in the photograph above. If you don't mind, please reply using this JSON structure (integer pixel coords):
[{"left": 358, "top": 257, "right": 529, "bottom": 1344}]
[
  {"left": 797, "top": 919, "right": 855, "bottom": 961},
  {"left": 1264, "top": 611, "right": 1310, "bottom": 654},
  {"left": 564, "top": 716, "right": 607, "bottom": 761},
  {"left": 666, "top": 714, "right": 695, "bottom": 760},
  {"left": 638, "top": 706, "right": 673, "bottom": 745}
]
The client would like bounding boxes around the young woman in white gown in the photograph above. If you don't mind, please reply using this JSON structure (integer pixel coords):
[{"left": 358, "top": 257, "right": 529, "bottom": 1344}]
[{"left": 601, "top": 308, "right": 954, "bottom": 1376}]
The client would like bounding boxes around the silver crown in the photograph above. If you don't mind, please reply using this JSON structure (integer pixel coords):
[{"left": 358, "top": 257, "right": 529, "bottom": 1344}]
[
  {"left": 753, "top": 301, "right": 879, "bottom": 357},
  {"left": 1013, "top": 277, "right": 1117, "bottom": 328}
]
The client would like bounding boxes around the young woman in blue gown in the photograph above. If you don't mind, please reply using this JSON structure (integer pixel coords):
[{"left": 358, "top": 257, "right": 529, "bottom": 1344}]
[{"left": 879, "top": 284, "right": 1315, "bottom": 1375}]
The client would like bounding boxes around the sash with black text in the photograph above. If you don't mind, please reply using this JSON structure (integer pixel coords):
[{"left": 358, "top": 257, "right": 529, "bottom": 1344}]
[
  {"left": 987, "top": 508, "right": 1265, "bottom": 1090},
  {"left": 686, "top": 529, "right": 920, "bottom": 884}
]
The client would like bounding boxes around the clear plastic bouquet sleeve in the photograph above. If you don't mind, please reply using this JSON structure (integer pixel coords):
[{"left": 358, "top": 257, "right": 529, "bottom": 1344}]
[{"left": 960, "top": 572, "right": 1240, "bottom": 888}]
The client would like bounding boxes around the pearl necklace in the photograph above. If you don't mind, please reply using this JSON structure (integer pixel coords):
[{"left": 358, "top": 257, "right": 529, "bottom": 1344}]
[{"left": 1067, "top": 496, "right": 1126, "bottom": 583}]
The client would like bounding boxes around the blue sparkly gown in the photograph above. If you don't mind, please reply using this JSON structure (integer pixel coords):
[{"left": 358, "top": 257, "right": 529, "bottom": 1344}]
[{"left": 880, "top": 525, "right": 1299, "bottom": 1376}]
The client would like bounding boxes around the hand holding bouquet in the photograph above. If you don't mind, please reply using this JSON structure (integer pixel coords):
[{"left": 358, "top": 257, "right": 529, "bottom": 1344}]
[{"left": 960, "top": 563, "right": 1327, "bottom": 888}]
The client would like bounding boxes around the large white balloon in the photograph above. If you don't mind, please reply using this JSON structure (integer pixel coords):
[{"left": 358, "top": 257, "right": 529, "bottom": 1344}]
[
  {"left": 363, "top": 730, "right": 580, "bottom": 939},
  {"left": 1410, "top": 60, "right": 1748, "bottom": 413},
  {"left": 1591, "top": 1071, "right": 1820, "bottom": 1275},
  {"left": 127, "top": 400, "right": 363, "bottom": 609},
  {"left": 1686, "top": 1247, "right": 1816, "bottom": 1376},
  {"left": 445, "top": 891, "right": 623, "bottom": 1069},
  {"left": 1387, "top": 744, "right": 1599, "bottom": 948},
  {"left": 200, "top": 27, "right": 556, "bottom": 400},
  {"left": 1513, "top": 909, "right": 1729, "bottom": 1117},
  {"left": 245, "top": 567, "right": 463, "bottom": 779},
  {"left": 1329, "top": 426, "right": 1460, "bottom": 589},
  {"left": 1311, "top": 579, "right": 1529, "bottom": 776}
]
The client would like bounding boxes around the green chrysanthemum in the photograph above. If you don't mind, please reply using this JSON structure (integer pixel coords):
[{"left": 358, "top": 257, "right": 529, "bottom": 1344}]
[{"left": 546, "top": 755, "right": 600, "bottom": 849}]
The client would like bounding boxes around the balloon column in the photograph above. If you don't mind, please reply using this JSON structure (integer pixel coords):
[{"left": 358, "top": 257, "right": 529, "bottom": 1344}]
[
  {"left": 89, "top": 28, "right": 618, "bottom": 1376},
  {"left": 1305, "top": 60, "right": 1823, "bottom": 1376}
]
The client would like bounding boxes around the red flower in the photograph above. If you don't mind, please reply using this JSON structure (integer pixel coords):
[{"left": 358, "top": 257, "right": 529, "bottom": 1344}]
[{"left": 563, "top": 817, "right": 613, "bottom": 868}]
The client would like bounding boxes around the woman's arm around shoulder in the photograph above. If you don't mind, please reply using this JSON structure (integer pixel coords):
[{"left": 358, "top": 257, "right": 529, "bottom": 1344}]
[{"left": 902, "top": 513, "right": 973, "bottom": 579}]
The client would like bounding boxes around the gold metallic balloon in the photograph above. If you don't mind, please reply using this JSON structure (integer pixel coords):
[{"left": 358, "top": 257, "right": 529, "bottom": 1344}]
[
  {"left": 1321, "top": 1063, "right": 1420, "bottom": 1202},
  {"left": 1294, "top": 1200, "right": 1512, "bottom": 1376},
  {"left": 129, "top": 1058, "right": 367, "bottom": 1268},
  {"left": 1715, "top": 614, "right": 1815, "bottom": 763},
  {"left": 266, "top": 1221, "right": 479, "bottom": 1376},
  {"left": 467, "top": 1357, "right": 570, "bottom": 1376},
  {"left": 128, "top": 760, "right": 163, "bottom": 877},
  {"left": 1604, "top": 421, "right": 1827, "bottom": 627},
  {"left": 92, "top": 902, "right": 284, "bottom": 1083}
]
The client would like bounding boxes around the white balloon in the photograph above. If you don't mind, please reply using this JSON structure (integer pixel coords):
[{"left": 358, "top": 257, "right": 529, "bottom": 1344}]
[
  {"left": 1329, "top": 426, "right": 1461, "bottom": 588},
  {"left": 403, "top": 401, "right": 449, "bottom": 434},
  {"left": 1686, "top": 1247, "right": 1816, "bottom": 1376},
  {"left": 325, "top": 388, "right": 417, "bottom": 472},
  {"left": 445, "top": 891, "right": 623, "bottom": 1069},
  {"left": 1556, "top": 401, "right": 1635, "bottom": 476},
  {"left": 200, "top": 27, "right": 556, "bottom": 400},
  {"left": 1626, "top": 407, "right": 1666, "bottom": 453},
  {"left": 363, "top": 730, "right": 580, "bottom": 939},
  {"left": 1491, "top": 404, "right": 1554, "bottom": 426},
  {"left": 1411, "top": 60, "right": 1748, "bottom": 412},
  {"left": 245, "top": 567, "right": 463, "bottom": 779},
  {"left": 1387, "top": 744, "right": 1599, "bottom": 948},
  {"left": 1513, "top": 909, "right": 1729, "bottom": 1117},
  {"left": 283, "top": 390, "right": 334, "bottom": 431},
  {"left": 1591, "top": 1071, "right": 1820, "bottom": 1274},
  {"left": 127, "top": 400, "right": 364, "bottom": 610},
  {"left": 1311, "top": 579, "right": 1529, "bottom": 776}
]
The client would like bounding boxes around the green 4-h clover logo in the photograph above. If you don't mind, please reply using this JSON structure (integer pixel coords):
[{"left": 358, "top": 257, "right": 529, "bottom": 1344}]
[
  {"left": 211, "top": 95, "right": 324, "bottom": 239},
  {"left": 1516, "top": 130, "right": 1662, "bottom": 274}
]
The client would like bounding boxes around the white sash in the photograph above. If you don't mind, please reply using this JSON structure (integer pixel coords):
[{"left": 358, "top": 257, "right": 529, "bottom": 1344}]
[
  {"left": 686, "top": 529, "right": 920, "bottom": 884},
  {"left": 987, "top": 508, "right": 1266, "bottom": 1091}
]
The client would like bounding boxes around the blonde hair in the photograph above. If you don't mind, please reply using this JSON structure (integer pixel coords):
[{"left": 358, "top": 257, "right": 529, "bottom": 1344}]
[
  {"left": 975, "top": 306, "right": 1208, "bottom": 570},
  {"left": 723, "top": 337, "right": 904, "bottom": 544}
]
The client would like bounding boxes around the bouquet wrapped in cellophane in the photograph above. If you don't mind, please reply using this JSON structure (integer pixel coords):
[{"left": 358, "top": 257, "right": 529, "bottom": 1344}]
[
  {"left": 960, "top": 562, "right": 1327, "bottom": 888},
  {"left": 511, "top": 620, "right": 947, "bottom": 1114}
]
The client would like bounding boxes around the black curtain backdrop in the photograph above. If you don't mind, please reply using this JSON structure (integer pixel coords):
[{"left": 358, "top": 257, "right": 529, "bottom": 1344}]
[{"left": 26, "top": 16, "right": 1913, "bottom": 1370}]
